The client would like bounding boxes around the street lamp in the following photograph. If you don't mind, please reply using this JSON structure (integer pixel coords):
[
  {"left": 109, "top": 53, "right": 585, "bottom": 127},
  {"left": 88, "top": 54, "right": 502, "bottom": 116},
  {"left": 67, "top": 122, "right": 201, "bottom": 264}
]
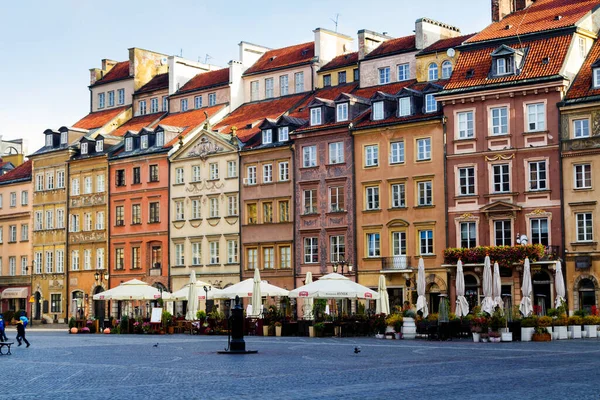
[
  {"left": 332, "top": 257, "right": 353, "bottom": 276},
  {"left": 94, "top": 270, "right": 109, "bottom": 283},
  {"left": 203, "top": 285, "right": 211, "bottom": 313}
]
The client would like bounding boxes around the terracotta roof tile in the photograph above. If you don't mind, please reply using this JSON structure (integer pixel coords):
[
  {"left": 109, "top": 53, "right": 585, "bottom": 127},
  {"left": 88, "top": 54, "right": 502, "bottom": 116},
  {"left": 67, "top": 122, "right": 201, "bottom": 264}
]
[
  {"left": 244, "top": 42, "right": 314, "bottom": 76},
  {"left": 93, "top": 61, "right": 130, "bottom": 86},
  {"left": 319, "top": 52, "right": 358, "bottom": 72},
  {"left": 214, "top": 94, "right": 308, "bottom": 142},
  {"left": 565, "top": 39, "right": 600, "bottom": 100},
  {"left": 418, "top": 33, "right": 478, "bottom": 55},
  {"left": 72, "top": 106, "right": 129, "bottom": 130},
  {"left": 365, "top": 35, "right": 416, "bottom": 59},
  {"left": 444, "top": 34, "right": 571, "bottom": 92},
  {"left": 136, "top": 73, "right": 169, "bottom": 94},
  {"left": 352, "top": 80, "right": 416, "bottom": 99},
  {"left": 289, "top": 83, "right": 359, "bottom": 119},
  {"left": 178, "top": 68, "right": 230, "bottom": 94},
  {"left": 110, "top": 113, "right": 164, "bottom": 137},
  {"left": 466, "top": 0, "right": 600, "bottom": 44},
  {"left": 0, "top": 160, "right": 31, "bottom": 184},
  {"left": 159, "top": 104, "right": 227, "bottom": 146}
]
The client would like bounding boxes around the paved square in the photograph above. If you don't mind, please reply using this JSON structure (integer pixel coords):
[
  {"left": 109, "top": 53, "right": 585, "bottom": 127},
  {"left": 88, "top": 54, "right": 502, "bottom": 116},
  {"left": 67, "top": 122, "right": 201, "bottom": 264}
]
[{"left": 1, "top": 330, "right": 599, "bottom": 399}]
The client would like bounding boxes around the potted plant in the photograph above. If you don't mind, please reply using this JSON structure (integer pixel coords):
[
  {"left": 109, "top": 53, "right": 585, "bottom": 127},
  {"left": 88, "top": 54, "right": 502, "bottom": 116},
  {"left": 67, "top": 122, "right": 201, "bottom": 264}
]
[
  {"left": 274, "top": 321, "right": 282, "bottom": 337},
  {"left": 583, "top": 315, "right": 599, "bottom": 338},
  {"left": 489, "top": 331, "right": 501, "bottom": 343},
  {"left": 161, "top": 311, "right": 173, "bottom": 334},
  {"left": 385, "top": 313, "right": 403, "bottom": 339},
  {"left": 520, "top": 316, "right": 537, "bottom": 342},
  {"left": 538, "top": 316, "right": 553, "bottom": 340},
  {"left": 68, "top": 317, "right": 76, "bottom": 333},
  {"left": 480, "top": 332, "right": 489, "bottom": 343},
  {"left": 532, "top": 326, "right": 551, "bottom": 342},
  {"left": 313, "top": 322, "right": 325, "bottom": 337},
  {"left": 552, "top": 316, "right": 568, "bottom": 340},
  {"left": 402, "top": 310, "right": 417, "bottom": 340},
  {"left": 568, "top": 316, "right": 583, "bottom": 339}
]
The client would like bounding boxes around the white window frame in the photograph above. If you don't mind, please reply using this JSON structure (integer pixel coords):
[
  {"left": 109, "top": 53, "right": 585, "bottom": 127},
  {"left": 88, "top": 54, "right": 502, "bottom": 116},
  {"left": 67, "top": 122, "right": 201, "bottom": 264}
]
[
  {"left": 418, "top": 181, "right": 433, "bottom": 206},
  {"left": 262, "top": 129, "right": 272, "bottom": 144},
  {"left": 366, "top": 186, "right": 380, "bottom": 210},
  {"left": 417, "top": 138, "right": 431, "bottom": 161},
  {"left": 490, "top": 107, "right": 508, "bottom": 135},
  {"left": 577, "top": 213, "right": 593, "bottom": 242},
  {"left": 303, "top": 145, "right": 317, "bottom": 167},
  {"left": 329, "top": 142, "right": 344, "bottom": 164},
  {"left": 304, "top": 237, "right": 318, "bottom": 263},
  {"left": 95, "top": 140, "right": 103, "bottom": 152},
  {"left": 391, "top": 183, "right": 406, "bottom": 208},
  {"left": 378, "top": 67, "right": 390, "bottom": 84},
  {"left": 192, "top": 165, "right": 201, "bottom": 182},
  {"left": 263, "top": 164, "right": 273, "bottom": 183},
  {"left": 528, "top": 160, "right": 547, "bottom": 191},
  {"left": 278, "top": 127, "right": 289, "bottom": 142},
  {"left": 208, "top": 93, "right": 216, "bottom": 106},
  {"left": 176, "top": 168, "right": 184, "bottom": 184},
  {"left": 365, "top": 145, "right": 379, "bottom": 167},
  {"left": 278, "top": 161, "right": 289, "bottom": 181},
  {"left": 366, "top": 233, "right": 380, "bottom": 257},
  {"left": 457, "top": 111, "right": 474, "bottom": 139},
  {"left": 574, "top": 164, "right": 592, "bottom": 189},
  {"left": 419, "top": 230, "right": 434, "bottom": 255},
  {"left": 294, "top": 72, "right": 304, "bottom": 93},
  {"left": 194, "top": 95, "right": 203, "bottom": 109},
  {"left": 227, "top": 160, "right": 237, "bottom": 178},
  {"left": 397, "top": 63, "right": 409, "bottom": 81},
  {"left": 310, "top": 108, "right": 322, "bottom": 126},
  {"left": 336, "top": 103, "right": 348, "bottom": 122},
  {"left": 246, "top": 166, "right": 257, "bottom": 185},
  {"left": 526, "top": 103, "right": 546, "bottom": 132},
  {"left": 265, "top": 78, "right": 274, "bottom": 98},
  {"left": 573, "top": 118, "right": 590, "bottom": 138},
  {"left": 425, "top": 94, "right": 437, "bottom": 113},
  {"left": 280, "top": 75, "right": 289, "bottom": 95},
  {"left": 441, "top": 60, "right": 452, "bottom": 79},
  {"left": 373, "top": 101, "right": 384, "bottom": 120},
  {"left": 428, "top": 63, "right": 438, "bottom": 81},
  {"left": 390, "top": 141, "right": 405, "bottom": 164},
  {"left": 399, "top": 97, "right": 411, "bottom": 117},
  {"left": 458, "top": 167, "right": 475, "bottom": 195}
]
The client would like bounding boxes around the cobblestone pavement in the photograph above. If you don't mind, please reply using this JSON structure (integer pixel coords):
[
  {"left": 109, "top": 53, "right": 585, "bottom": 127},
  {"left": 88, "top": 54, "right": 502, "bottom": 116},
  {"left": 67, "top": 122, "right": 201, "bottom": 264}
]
[{"left": 1, "top": 331, "right": 599, "bottom": 399}]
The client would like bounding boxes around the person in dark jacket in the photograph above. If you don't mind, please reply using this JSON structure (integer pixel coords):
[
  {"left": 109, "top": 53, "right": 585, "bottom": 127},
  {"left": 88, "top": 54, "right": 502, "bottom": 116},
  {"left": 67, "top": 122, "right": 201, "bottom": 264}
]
[
  {"left": 0, "top": 314, "right": 7, "bottom": 341},
  {"left": 16, "top": 320, "right": 29, "bottom": 347}
]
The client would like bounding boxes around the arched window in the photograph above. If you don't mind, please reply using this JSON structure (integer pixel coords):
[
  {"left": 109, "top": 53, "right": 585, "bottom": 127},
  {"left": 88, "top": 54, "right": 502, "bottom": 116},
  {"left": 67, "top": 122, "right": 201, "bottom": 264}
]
[
  {"left": 428, "top": 63, "right": 439, "bottom": 81},
  {"left": 442, "top": 61, "right": 453, "bottom": 79}
]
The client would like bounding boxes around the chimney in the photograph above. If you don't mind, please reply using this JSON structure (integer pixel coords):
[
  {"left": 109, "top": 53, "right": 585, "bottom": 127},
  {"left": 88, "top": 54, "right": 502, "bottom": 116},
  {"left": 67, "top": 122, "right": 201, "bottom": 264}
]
[
  {"left": 492, "top": 0, "right": 535, "bottom": 22},
  {"left": 313, "top": 28, "right": 353, "bottom": 65},
  {"left": 357, "top": 29, "right": 392, "bottom": 60},
  {"left": 415, "top": 18, "right": 461, "bottom": 50},
  {"left": 515, "top": 0, "right": 535, "bottom": 11}
]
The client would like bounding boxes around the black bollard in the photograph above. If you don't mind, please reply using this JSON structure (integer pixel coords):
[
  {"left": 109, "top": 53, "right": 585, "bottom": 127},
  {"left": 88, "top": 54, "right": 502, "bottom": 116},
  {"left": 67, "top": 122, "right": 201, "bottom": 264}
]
[{"left": 218, "top": 295, "right": 257, "bottom": 354}]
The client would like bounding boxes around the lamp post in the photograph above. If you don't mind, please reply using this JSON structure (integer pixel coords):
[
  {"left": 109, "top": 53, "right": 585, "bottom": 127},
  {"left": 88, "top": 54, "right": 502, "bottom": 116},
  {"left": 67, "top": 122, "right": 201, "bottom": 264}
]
[
  {"left": 332, "top": 257, "right": 353, "bottom": 276},
  {"left": 203, "top": 285, "right": 211, "bottom": 314},
  {"left": 94, "top": 270, "right": 110, "bottom": 327}
]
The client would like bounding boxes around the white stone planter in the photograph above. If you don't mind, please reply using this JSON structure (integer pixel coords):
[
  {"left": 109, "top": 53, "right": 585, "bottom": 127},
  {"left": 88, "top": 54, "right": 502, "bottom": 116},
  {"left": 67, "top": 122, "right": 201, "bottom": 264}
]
[
  {"left": 501, "top": 332, "right": 513, "bottom": 342},
  {"left": 554, "top": 326, "right": 568, "bottom": 340},
  {"left": 402, "top": 317, "right": 416, "bottom": 340},
  {"left": 275, "top": 326, "right": 282, "bottom": 337},
  {"left": 568, "top": 325, "right": 582, "bottom": 339},
  {"left": 472, "top": 332, "right": 480, "bottom": 342},
  {"left": 385, "top": 325, "right": 395, "bottom": 334},
  {"left": 544, "top": 326, "right": 554, "bottom": 340},
  {"left": 521, "top": 327, "right": 535, "bottom": 342},
  {"left": 584, "top": 325, "right": 598, "bottom": 338},
  {"left": 375, "top": 333, "right": 385, "bottom": 339},
  {"left": 308, "top": 326, "right": 315, "bottom": 338}
]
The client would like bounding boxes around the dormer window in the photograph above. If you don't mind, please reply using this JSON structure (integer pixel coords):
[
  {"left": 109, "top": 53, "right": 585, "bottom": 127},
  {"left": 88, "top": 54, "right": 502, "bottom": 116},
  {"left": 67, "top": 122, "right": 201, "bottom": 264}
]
[
  {"left": 496, "top": 58, "right": 513, "bottom": 75},
  {"left": 125, "top": 137, "right": 133, "bottom": 152},
  {"left": 278, "top": 127, "right": 289, "bottom": 142},
  {"left": 60, "top": 131, "right": 68, "bottom": 144},
  {"left": 262, "top": 129, "right": 272, "bottom": 145},
  {"left": 81, "top": 142, "right": 88, "bottom": 155},
  {"left": 336, "top": 103, "right": 348, "bottom": 122},
  {"left": 491, "top": 45, "right": 524, "bottom": 78},
  {"left": 425, "top": 94, "right": 437, "bottom": 113},
  {"left": 141, "top": 135, "right": 148, "bottom": 149},
  {"left": 399, "top": 97, "right": 411, "bottom": 117},
  {"left": 95, "top": 140, "right": 104, "bottom": 152},
  {"left": 45, "top": 135, "right": 53, "bottom": 147},
  {"left": 594, "top": 68, "right": 600, "bottom": 88},
  {"left": 156, "top": 131, "right": 164, "bottom": 147},
  {"left": 310, "top": 108, "right": 322, "bottom": 126},
  {"left": 372, "top": 101, "right": 384, "bottom": 121}
]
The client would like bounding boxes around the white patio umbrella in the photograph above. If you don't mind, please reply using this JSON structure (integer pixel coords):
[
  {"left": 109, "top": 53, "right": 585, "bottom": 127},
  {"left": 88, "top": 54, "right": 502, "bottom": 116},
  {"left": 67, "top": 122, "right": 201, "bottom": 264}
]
[
  {"left": 455, "top": 260, "right": 469, "bottom": 317},
  {"left": 185, "top": 271, "right": 198, "bottom": 321},
  {"left": 251, "top": 268, "right": 262, "bottom": 318},
  {"left": 289, "top": 273, "right": 379, "bottom": 299},
  {"left": 519, "top": 257, "right": 533, "bottom": 317},
  {"left": 416, "top": 257, "right": 428, "bottom": 318},
  {"left": 555, "top": 260, "right": 566, "bottom": 308},
  {"left": 166, "top": 279, "right": 212, "bottom": 301},
  {"left": 92, "top": 279, "right": 167, "bottom": 300},
  {"left": 481, "top": 255, "right": 495, "bottom": 314},
  {"left": 493, "top": 261, "right": 503, "bottom": 311},
  {"left": 376, "top": 275, "right": 391, "bottom": 315},
  {"left": 304, "top": 272, "right": 314, "bottom": 319},
  {"left": 210, "top": 278, "right": 288, "bottom": 300}
]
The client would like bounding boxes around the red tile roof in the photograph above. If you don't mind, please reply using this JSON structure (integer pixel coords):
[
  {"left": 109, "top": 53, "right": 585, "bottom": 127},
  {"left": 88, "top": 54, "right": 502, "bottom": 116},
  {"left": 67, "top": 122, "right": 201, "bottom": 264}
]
[
  {"left": 136, "top": 73, "right": 169, "bottom": 94},
  {"left": 466, "top": 0, "right": 600, "bottom": 44},
  {"left": 566, "top": 38, "right": 600, "bottom": 100},
  {"left": 444, "top": 34, "right": 571, "bottom": 92},
  {"left": 365, "top": 35, "right": 416, "bottom": 59},
  {"left": 178, "top": 68, "right": 230, "bottom": 94},
  {"left": 243, "top": 42, "right": 314, "bottom": 76},
  {"left": 319, "top": 52, "right": 358, "bottom": 72},
  {"left": 352, "top": 80, "right": 416, "bottom": 99},
  {"left": 418, "top": 33, "right": 477, "bottom": 55},
  {"left": 0, "top": 160, "right": 31, "bottom": 184},
  {"left": 214, "top": 94, "right": 308, "bottom": 142},
  {"left": 289, "top": 83, "right": 359, "bottom": 120},
  {"left": 72, "top": 106, "right": 129, "bottom": 130},
  {"left": 93, "top": 61, "right": 131, "bottom": 86},
  {"left": 158, "top": 104, "right": 227, "bottom": 146},
  {"left": 110, "top": 113, "right": 164, "bottom": 137}
]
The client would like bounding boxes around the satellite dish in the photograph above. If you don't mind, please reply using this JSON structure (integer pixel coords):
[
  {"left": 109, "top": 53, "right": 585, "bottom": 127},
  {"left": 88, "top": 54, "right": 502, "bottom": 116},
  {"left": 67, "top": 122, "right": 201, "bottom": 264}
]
[
  {"left": 160, "top": 57, "right": 168, "bottom": 65},
  {"left": 446, "top": 48, "right": 456, "bottom": 58}
]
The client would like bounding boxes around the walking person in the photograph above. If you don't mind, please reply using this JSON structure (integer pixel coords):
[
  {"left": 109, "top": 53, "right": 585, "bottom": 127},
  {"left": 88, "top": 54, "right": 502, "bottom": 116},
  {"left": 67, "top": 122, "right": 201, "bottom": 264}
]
[
  {"left": 16, "top": 320, "right": 29, "bottom": 348},
  {"left": 0, "top": 314, "right": 7, "bottom": 342}
]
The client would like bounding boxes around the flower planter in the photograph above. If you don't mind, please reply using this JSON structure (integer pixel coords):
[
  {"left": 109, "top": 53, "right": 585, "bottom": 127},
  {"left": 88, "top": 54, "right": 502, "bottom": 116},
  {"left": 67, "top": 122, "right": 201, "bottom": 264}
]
[
  {"left": 375, "top": 333, "right": 385, "bottom": 339},
  {"left": 584, "top": 325, "right": 598, "bottom": 338},
  {"left": 401, "top": 317, "right": 417, "bottom": 340},
  {"left": 385, "top": 325, "right": 395, "bottom": 334},
  {"left": 501, "top": 332, "right": 513, "bottom": 342},
  {"left": 472, "top": 332, "right": 480, "bottom": 342},
  {"left": 275, "top": 326, "right": 282, "bottom": 337},
  {"left": 263, "top": 326, "right": 270, "bottom": 337},
  {"left": 554, "top": 326, "right": 568, "bottom": 340},
  {"left": 568, "top": 325, "right": 582, "bottom": 339},
  {"left": 385, "top": 334, "right": 394, "bottom": 340},
  {"left": 481, "top": 337, "right": 489, "bottom": 343},
  {"left": 167, "top": 326, "right": 174, "bottom": 335},
  {"left": 308, "top": 326, "right": 315, "bottom": 338},
  {"left": 521, "top": 327, "right": 535, "bottom": 342},
  {"left": 490, "top": 337, "right": 501, "bottom": 343},
  {"left": 532, "top": 333, "right": 551, "bottom": 342},
  {"left": 543, "top": 326, "right": 553, "bottom": 340}
]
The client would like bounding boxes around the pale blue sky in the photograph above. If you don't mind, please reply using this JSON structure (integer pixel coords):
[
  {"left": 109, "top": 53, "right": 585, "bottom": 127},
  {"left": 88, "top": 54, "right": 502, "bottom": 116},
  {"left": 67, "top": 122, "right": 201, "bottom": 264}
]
[{"left": 0, "top": 0, "right": 489, "bottom": 152}]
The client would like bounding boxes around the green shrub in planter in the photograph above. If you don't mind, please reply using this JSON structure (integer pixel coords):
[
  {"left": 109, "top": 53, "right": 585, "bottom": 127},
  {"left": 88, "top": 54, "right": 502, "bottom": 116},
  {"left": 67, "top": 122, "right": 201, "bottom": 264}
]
[
  {"left": 520, "top": 316, "right": 538, "bottom": 327},
  {"left": 552, "top": 316, "right": 568, "bottom": 327},
  {"left": 568, "top": 316, "right": 583, "bottom": 325},
  {"left": 68, "top": 316, "right": 76, "bottom": 329}
]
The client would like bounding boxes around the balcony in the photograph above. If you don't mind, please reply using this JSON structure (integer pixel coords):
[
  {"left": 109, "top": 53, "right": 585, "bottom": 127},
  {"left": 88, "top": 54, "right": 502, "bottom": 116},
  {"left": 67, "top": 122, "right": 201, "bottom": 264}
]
[
  {"left": 381, "top": 256, "right": 411, "bottom": 271},
  {"left": 541, "top": 245, "right": 559, "bottom": 261}
]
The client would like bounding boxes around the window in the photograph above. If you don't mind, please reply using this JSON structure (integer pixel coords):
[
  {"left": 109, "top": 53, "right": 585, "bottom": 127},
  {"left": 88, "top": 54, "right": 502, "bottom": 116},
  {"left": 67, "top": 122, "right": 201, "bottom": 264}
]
[
  {"left": 418, "top": 181, "right": 433, "bottom": 206},
  {"left": 278, "top": 127, "right": 289, "bottom": 142},
  {"left": 133, "top": 167, "right": 140, "bottom": 184},
  {"left": 84, "top": 213, "right": 92, "bottom": 231},
  {"left": 192, "top": 165, "right": 201, "bottom": 182},
  {"left": 425, "top": 94, "right": 437, "bottom": 113},
  {"left": 496, "top": 57, "right": 513, "bottom": 75},
  {"left": 192, "top": 242, "right": 201, "bottom": 265},
  {"left": 417, "top": 138, "right": 431, "bottom": 160},
  {"left": 577, "top": 213, "right": 593, "bottom": 242},
  {"left": 379, "top": 67, "right": 390, "bottom": 84},
  {"left": 579, "top": 37, "right": 587, "bottom": 58},
  {"left": 209, "top": 163, "right": 219, "bottom": 180},
  {"left": 336, "top": 103, "right": 348, "bottom": 121},
  {"left": 303, "top": 189, "right": 317, "bottom": 214},
  {"left": 329, "top": 142, "right": 344, "bottom": 164},
  {"left": 209, "top": 241, "right": 219, "bottom": 264},
  {"left": 367, "top": 233, "right": 380, "bottom": 257},
  {"left": 174, "top": 201, "right": 184, "bottom": 221},
  {"left": 397, "top": 63, "right": 409, "bottom": 81},
  {"left": 20, "top": 191, "right": 28, "bottom": 205},
  {"left": 227, "top": 240, "right": 238, "bottom": 264},
  {"left": 60, "top": 131, "right": 68, "bottom": 144},
  {"left": 115, "top": 206, "right": 124, "bottom": 226},
  {"left": 149, "top": 202, "right": 160, "bottom": 223},
  {"left": 149, "top": 97, "right": 158, "bottom": 113},
  {"left": 84, "top": 176, "right": 92, "bottom": 194},
  {"left": 494, "top": 220, "right": 512, "bottom": 246},
  {"left": 139, "top": 100, "right": 147, "bottom": 115},
  {"left": 419, "top": 230, "right": 434, "bottom": 255},
  {"left": 108, "top": 91, "right": 115, "bottom": 107},
  {"left": 175, "top": 244, "right": 184, "bottom": 266},
  {"left": 304, "top": 237, "right": 318, "bottom": 263},
  {"left": 71, "top": 178, "right": 80, "bottom": 195},
  {"left": 20, "top": 224, "right": 28, "bottom": 241},
  {"left": 280, "top": 75, "right": 289, "bottom": 95},
  {"left": 125, "top": 137, "right": 133, "bottom": 152},
  {"left": 265, "top": 78, "right": 274, "bottom": 98},
  {"left": 247, "top": 248, "right": 257, "bottom": 269},
  {"left": 118, "top": 89, "right": 125, "bottom": 105},
  {"left": 330, "top": 235, "right": 345, "bottom": 262},
  {"left": 81, "top": 142, "right": 88, "bottom": 155},
  {"left": 56, "top": 209, "right": 64, "bottom": 229},
  {"left": 594, "top": 68, "right": 600, "bottom": 88},
  {"left": 84, "top": 249, "right": 91, "bottom": 270},
  {"left": 70, "top": 250, "right": 78, "bottom": 271},
  {"left": 458, "top": 111, "right": 474, "bottom": 138},
  {"left": 194, "top": 95, "right": 203, "bottom": 109},
  {"left": 162, "top": 96, "right": 168, "bottom": 112},
  {"left": 279, "top": 200, "right": 289, "bottom": 222},
  {"left": 365, "top": 145, "right": 379, "bottom": 167},
  {"left": 330, "top": 186, "right": 345, "bottom": 212},
  {"left": 575, "top": 164, "right": 592, "bottom": 189},
  {"left": 531, "top": 218, "right": 549, "bottom": 245},
  {"left": 458, "top": 167, "right": 475, "bottom": 195},
  {"left": 115, "top": 248, "right": 124, "bottom": 270},
  {"left": 310, "top": 108, "right": 322, "bottom": 126},
  {"left": 50, "top": 294, "right": 61, "bottom": 313},
  {"left": 338, "top": 71, "right": 346, "bottom": 84},
  {"left": 353, "top": 68, "right": 359, "bottom": 81},
  {"left": 247, "top": 204, "right": 257, "bottom": 224},
  {"left": 20, "top": 256, "right": 27, "bottom": 275},
  {"left": 176, "top": 168, "right": 184, "bottom": 184},
  {"left": 9, "top": 225, "right": 16, "bottom": 242},
  {"left": 323, "top": 74, "right": 331, "bottom": 87},
  {"left": 9, "top": 192, "right": 16, "bottom": 207},
  {"left": 295, "top": 72, "right": 304, "bottom": 93},
  {"left": 251, "top": 81, "right": 259, "bottom": 101},
  {"left": 263, "top": 247, "right": 274, "bottom": 269},
  {"left": 57, "top": 171, "right": 65, "bottom": 188},
  {"left": 191, "top": 199, "right": 201, "bottom": 219},
  {"left": 70, "top": 214, "right": 79, "bottom": 232},
  {"left": 278, "top": 161, "right": 289, "bottom": 181},
  {"left": 95, "top": 140, "right": 103, "bottom": 152},
  {"left": 399, "top": 97, "right": 411, "bottom": 117},
  {"left": 441, "top": 61, "right": 452, "bottom": 79},
  {"left": 46, "top": 172, "right": 54, "bottom": 190},
  {"left": 246, "top": 166, "right": 257, "bottom": 185},
  {"left": 181, "top": 98, "right": 188, "bottom": 112},
  {"left": 141, "top": 135, "right": 148, "bottom": 149},
  {"left": 493, "top": 164, "right": 510, "bottom": 193},
  {"left": 35, "top": 174, "right": 43, "bottom": 191},
  {"left": 574, "top": 119, "right": 590, "bottom": 138},
  {"left": 156, "top": 131, "right": 164, "bottom": 147},
  {"left": 390, "top": 141, "right": 405, "bottom": 164},
  {"left": 262, "top": 129, "right": 272, "bottom": 144},
  {"left": 34, "top": 212, "right": 42, "bottom": 231},
  {"left": 366, "top": 186, "right": 380, "bottom": 210},
  {"left": 526, "top": 103, "right": 545, "bottom": 131},
  {"left": 34, "top": 252, "right": 42, "bottom": 274},
  {"left": 228, "top": 195, "right": 238, "bottom": 216},
  {"left": 303, "top": 145, "right": 317, "bottom": 167},
  {"left": 280, "top": 246, "right": 291, "bottom": 268},
  {"left": 428, "top": 63, "right": 438, "bottom": 81},
  {"left": 96, "top": 248, "right": 104, "bottom": 270},
  {"left": 391, "top": 183, "right": 406, "bottom": 208},
  {"left": 392, "top": 231, "right": 406, "bottom": 256},
  {"left": 528, "top": 161, "right": 547, "bottom": 191},
  {"left": 209, "top": 198, "right": 219, "bottom": 218},
  {"left": 373, "top": 101, "right": 384, "bottom": 120},
  {"left": 263, "top": 164, "right": 272, "bottom": 183},
  {"left": 460, "top": 222, "right": 476, "bottom": 248},
  {"left": 96, "top": 211, "right": 104, "bottom": 230},
  {"left": 57, "top": 251, "right": 65, "bottom": 273},
  {"left": 208, "top": 93, "right": 216, "bottom": 106},
  {"left": 98, "top": 92, "right": 105, "bottom": 109},
  {"left": 149, "top": 165, "right": 159, "bottom": 182},
  {"left": 491, "top": 107, "right": 508, "bottom": 135},
  {"left": 227, "top": 161, "right": 237, "bottom": 178},
  {"left": 45, "top": 134, "right": 53, "bottom": 147}
]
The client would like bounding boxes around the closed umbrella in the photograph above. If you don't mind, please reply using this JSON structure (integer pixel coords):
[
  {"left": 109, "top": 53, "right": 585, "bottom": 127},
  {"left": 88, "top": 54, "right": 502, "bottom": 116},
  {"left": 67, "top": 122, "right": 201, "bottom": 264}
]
[
  {"left": 251, "top": 268, "right": 262, "bottom": 318},
  {"left": 481, "top": 255, "right": 495, "bottom": 314},
  {"left": 185, "top": 271, "right": 198, "bottom": 321},
  {"left": 455, "top": 260, "right": 469, "bottom": 317},
  {"left": 376, "top": 275, "right": 390, "bottom": 315},
  {"left": 519, "top": 257, "right": 533, "bottom": 317},
  {"left": 555, "top": 261, "right": 566, "bottom": 308},
  {"left": 304, "top": 272, "right": 314, "bottom": 320},
  {"left": 416, "top": 258, "right": 428, "bottom": 318},
  {"left": 493, "top": 261, "right": 503, "bottom": 311}
]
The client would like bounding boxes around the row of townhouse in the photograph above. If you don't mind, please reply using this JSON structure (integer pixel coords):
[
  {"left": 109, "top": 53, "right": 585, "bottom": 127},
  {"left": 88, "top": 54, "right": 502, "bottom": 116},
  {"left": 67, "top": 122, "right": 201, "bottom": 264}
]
[{"left": 2, "top": 0, "right": 600, "bottom": 322}]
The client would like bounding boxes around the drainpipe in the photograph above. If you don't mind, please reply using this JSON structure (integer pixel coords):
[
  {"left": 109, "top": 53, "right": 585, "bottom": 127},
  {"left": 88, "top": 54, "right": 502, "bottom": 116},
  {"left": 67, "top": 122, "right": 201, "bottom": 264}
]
[
  {"left": 167, "top": 156, "right": 171, "bottom": 292},
  {"left": 443, "top": 115, "right": 449, "bottom": 250},
  {"left": 349, "top": 125, "right": 358, "bottom": 283},
  {"left": 557, "top": 103, "right": 567, "bottom": 310},
  {"left": 290, "top": 143, "right": 297, "bottom": 289},
  {"left": 238, "top": 146, "right": 243, "bottom": 284},
  {"left": 65, "top": 149, "right": 74, "bottom": 323}
]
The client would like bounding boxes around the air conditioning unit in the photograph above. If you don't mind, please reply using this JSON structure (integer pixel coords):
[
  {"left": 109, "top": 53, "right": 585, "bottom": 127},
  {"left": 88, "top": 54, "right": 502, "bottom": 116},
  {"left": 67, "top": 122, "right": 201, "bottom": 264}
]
[{"left": 243, "top": 178, "right": 251, "bottom": 185}]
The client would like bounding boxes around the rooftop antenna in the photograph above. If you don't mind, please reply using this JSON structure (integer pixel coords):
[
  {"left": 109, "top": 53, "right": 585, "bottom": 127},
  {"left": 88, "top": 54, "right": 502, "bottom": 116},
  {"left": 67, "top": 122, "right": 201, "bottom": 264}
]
[
  {"left": 180, "top": 48, "right": 183, "bottom": 57},
  {"left": 330, "top": 13, "right": 341, "bottom": 32},
  {"left": 205, "top": 54, "right": 213, "bottom": 64}
]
